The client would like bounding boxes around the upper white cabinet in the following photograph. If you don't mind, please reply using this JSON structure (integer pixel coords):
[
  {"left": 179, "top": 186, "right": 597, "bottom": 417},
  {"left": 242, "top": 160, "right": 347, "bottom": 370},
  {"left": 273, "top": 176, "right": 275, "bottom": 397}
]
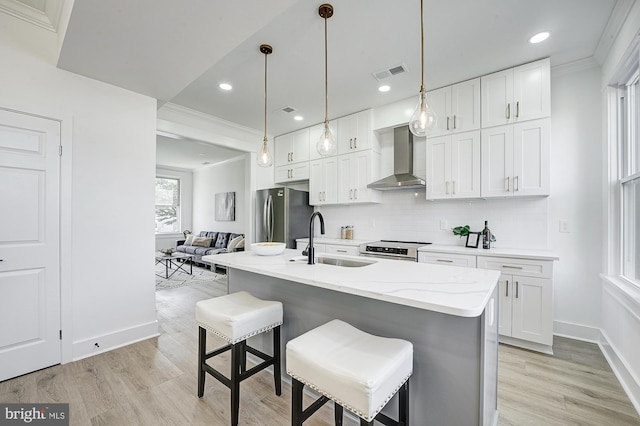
[
  {"left": 337, "top": 150, "right": 381, "bottom": 204},
  {"left": 481, "top": 119, "right": 550, "bottom": 198},
  {"left": 309, "top": 157, "right": 338, "bottom": 205},
  {"left": 275, "top": 128, "right": 310, "bottom": 167},
  {"left": 481, "top": 58, "right": 550, "bottom": 128},
  {"left": 309, "top": 121, "right": 338, "bottom": 161},
  {"left": 426, "top": 130, "right": 480, "bottom": 200},
  {"left": 337, "top": 110, "right": 378, "bottom": 155},
  {"left": 275, "top": 163, "right": 310, "bottom": 184},
  {"left": 428, "top": 78, "right": 481, "bottom": 137}
]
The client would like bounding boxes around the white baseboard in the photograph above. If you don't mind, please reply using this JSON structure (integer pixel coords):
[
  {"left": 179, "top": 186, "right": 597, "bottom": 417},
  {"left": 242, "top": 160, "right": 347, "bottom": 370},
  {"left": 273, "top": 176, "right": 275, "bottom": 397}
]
[
  {"left": 71, "top": 320, "right": 159, "bottom": 361},
  {"left": 599, "top": 329, "right": 640, "bottom": 417},
  {"left": 554, "top": 320, "right": 601, "bottom": 343}
]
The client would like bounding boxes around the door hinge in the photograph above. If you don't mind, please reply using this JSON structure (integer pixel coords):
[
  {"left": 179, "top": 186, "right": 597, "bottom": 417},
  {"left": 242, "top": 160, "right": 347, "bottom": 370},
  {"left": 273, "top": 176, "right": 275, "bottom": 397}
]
[
  {"left": 59, "top": 145, "right": 62, "bottom": 156},
  {"left": 59, "top": 330, "right": 62, "bottom": 340}
]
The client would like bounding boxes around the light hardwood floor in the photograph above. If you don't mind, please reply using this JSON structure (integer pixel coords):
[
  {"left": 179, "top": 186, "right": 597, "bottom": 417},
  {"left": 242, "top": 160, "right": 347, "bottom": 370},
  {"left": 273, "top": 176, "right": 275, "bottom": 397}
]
[{"left": 1, "top": 279, "right": 639, "bottom": 425}]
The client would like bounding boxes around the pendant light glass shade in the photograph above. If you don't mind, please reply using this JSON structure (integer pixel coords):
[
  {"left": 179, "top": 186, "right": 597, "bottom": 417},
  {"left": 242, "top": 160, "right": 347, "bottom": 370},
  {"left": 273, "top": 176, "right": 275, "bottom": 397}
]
[
  {"left": 317, "top": 4, "right": 336, "bottom": 157},
  {"left": 316, "top": 121, "right": 337, "bottom": 156},
  {"left": 409, "top": 89, "right": 437, "bottom": 137},
  {"left": 257, "top": 44, "right": 274, "bottom": 168},
  {"left": 409, "top": 0, "right": 437, "bottom": 137},
  {"left": 257, "top": 137, "right": 273, "bottom": 167}
]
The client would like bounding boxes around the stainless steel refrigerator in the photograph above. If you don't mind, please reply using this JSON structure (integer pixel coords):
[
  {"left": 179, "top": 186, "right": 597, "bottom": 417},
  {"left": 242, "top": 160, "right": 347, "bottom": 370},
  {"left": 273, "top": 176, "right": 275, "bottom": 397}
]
[{"left": 255, "top": 187, "right": 313, "bottom": 248}]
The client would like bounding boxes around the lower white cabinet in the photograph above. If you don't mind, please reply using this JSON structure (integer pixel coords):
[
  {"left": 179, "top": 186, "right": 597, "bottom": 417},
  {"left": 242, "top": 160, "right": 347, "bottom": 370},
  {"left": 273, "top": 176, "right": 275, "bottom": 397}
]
[
  {"left": 324, "top": 244, "right": 359, "bottom": 255},
  {"left": 418, "top": 252, "right": 477, "bottom": 267},
  {"left": 478, "top": 256, "right": 553, "bottom": 351}
]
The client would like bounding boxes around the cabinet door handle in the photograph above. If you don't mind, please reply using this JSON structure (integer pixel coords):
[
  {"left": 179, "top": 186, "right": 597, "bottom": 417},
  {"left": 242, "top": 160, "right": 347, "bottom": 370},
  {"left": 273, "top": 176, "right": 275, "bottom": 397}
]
[
  {"left": 336, "top": 249, "right": 347, "bottom": 253},
  {"left": 349, "top": 138, "right": 353, "bottom": 149},
  {"left": 354, "top": 137, "right": 357, "bottom": 148},
  {"left": 354, "top": 188, "right": 358, "bottom": 199},
  {"left": 437, "top": 259, "right": 453, "bottom": 263},
  {"left": 503, "top": 265, "right": 523, "bottom": 269},
  {"left": 291, "top": 152, "right": 294, "bottom": 162},
  {"left": 446, "top": 116, "right": 450, "bottom": 130},
  {"left": 453, "top": 115, "right": 457, "bottom": 129},
  {"left": 349, "top": 189, "right": 353, "bottom": 200},
  {"left": 507, "top": 103, "right": 511, "bottom": 119},
  {"left": 515, "top": 175, "right": 519, "bottom": 191},
  {"left": 506, "top": 280, "right": 509, "bottom": 297},
  {"left": 516, "top": 101, "right": 520, "bottom": 118},
  {"left": 452, "top": 181, "right": 456, "bottom": 195},
  {"left": 515, "top": 281, "right": 519, "bottom": 298},
  {"left": 506, "top": 177, "right": 510, "bottom": 192}
]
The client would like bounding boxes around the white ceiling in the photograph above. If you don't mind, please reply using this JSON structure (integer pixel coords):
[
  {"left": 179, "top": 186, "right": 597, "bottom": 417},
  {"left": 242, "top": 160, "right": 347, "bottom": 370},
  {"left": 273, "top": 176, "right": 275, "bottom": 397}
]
[
  {"left": 51, "top": 0, "right": 624, "bottom": 168},
  {"left": 156, "top": 134, "right": 246, "bottom": 170}
]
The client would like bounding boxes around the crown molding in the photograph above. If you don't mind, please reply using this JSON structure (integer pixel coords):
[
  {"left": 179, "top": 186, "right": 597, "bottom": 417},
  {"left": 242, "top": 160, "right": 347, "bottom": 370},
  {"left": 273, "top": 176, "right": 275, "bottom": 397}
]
[
  {"left": 0, "top": 0, "right": 64, "bottom": 32},
  {"left": 594, "top": 0, "right": 635, "bottom": 65},
  {"left": 551, "top": 57, "right": 600, "bottom": 77}
]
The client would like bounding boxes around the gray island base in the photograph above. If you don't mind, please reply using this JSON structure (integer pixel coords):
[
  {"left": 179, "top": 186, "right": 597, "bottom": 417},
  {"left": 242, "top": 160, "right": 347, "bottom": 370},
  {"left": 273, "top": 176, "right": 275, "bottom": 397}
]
[{"left": 227, "top": 268, "right": 499, "bottom": 425}]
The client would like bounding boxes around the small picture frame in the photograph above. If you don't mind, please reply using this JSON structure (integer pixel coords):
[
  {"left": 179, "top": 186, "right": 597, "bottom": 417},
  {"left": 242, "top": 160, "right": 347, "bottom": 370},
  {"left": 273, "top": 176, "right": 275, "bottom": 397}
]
[{"left": 465, "top": 232, "right": 481, "bottom": 248}]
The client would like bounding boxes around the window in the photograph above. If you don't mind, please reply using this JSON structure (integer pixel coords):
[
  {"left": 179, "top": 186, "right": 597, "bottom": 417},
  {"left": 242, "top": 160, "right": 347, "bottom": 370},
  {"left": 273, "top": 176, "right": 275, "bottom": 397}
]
[
  {"left": 620, "top": 71, "right": 640, "bottom": 285},
  {"left": 155, "top": 177, "right": 180, "bottom": 233}
]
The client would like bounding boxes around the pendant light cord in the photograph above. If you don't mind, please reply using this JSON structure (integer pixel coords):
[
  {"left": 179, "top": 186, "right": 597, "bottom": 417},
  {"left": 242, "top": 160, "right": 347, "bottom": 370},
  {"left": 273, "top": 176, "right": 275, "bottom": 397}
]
[
  {"left": 324, "top": 14, "right": 329, "bottom": 125},
  {"left": 420, "top": 0, "right": 425, "bottom": 92},
  {"left": 264, "top": 51, "right": 268, "bottom": 142}
]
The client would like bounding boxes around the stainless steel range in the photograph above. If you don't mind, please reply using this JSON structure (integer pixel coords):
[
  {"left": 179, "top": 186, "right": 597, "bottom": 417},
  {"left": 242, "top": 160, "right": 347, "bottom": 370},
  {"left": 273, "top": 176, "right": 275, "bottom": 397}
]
[{"left": 359, "top": 240, "right": 432, "bottom": 262}]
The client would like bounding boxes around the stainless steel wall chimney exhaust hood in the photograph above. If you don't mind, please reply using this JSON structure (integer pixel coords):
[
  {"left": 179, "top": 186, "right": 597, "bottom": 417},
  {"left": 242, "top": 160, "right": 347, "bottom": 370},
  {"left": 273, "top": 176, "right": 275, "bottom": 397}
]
[{"left": 367, "top": 126, "right": 426, "bottom": 190}]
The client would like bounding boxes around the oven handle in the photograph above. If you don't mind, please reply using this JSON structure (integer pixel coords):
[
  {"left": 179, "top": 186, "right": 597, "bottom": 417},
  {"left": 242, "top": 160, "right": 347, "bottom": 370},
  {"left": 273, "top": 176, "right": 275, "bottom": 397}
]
[{"left": 359, "top": 252, "right": 417, "bottom": 262}]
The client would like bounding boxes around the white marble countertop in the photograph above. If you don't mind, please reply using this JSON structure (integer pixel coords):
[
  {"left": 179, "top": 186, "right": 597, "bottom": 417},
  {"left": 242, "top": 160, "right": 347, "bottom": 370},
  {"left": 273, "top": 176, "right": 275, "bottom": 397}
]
[
  {"left": 204, "top": 249, "right": 500, "bottom": 318},
  {"left": 418, "top": 244, "right": 559, "bottom": 261},
  {"left": 295, "top": 237, "right": 374, "bottom": 246}
]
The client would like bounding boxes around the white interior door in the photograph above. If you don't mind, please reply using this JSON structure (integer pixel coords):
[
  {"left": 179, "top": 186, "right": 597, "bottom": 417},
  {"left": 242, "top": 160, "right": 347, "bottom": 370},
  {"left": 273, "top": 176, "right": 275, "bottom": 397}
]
[{"left": 0, "top": 108, "right": 61, "bottom": 381}]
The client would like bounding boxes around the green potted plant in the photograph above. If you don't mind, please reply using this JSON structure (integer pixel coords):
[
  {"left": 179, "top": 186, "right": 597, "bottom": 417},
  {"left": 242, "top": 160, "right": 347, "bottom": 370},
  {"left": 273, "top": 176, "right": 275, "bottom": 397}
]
[{"left": 451, "top": 225, "right": 470, "bottom": 238}]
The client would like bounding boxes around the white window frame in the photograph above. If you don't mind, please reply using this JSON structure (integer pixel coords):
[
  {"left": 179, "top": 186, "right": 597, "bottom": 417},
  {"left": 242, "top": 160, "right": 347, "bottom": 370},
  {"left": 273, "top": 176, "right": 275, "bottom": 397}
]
[
  {"left": 609, "top": 56, "right": 640, "bottom": 288},
  {"left": 155, "top": 176, "right": 181, "bottom": 234}
]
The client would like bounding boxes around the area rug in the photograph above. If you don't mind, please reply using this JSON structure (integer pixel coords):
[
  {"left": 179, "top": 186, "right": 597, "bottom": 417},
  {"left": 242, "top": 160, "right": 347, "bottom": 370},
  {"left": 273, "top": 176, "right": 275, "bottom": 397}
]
[{"left": 155, "top": 262, "right": 227, "bottom": 290}]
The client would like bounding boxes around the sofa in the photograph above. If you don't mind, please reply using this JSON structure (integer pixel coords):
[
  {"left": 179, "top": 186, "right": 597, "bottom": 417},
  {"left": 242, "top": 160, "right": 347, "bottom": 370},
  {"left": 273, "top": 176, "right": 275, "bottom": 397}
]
[{"left": 176, "top": 231, "right": 244, "bottom": 267}]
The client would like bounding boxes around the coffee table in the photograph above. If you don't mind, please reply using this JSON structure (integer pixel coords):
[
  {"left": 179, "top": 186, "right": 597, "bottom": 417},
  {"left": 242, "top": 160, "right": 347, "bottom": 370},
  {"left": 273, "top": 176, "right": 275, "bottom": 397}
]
[{"left": 155, "top": 252, "right": 194, "bottom": 279}]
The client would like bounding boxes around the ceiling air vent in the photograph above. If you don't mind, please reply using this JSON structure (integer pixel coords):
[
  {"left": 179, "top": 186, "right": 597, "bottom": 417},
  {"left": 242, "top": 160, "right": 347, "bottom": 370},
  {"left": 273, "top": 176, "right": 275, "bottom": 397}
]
[
  {"left": 372, "top": 63, "right": 408, "bottom": 81},
  {"left": 281, "top": 106, "right": 295, "bottom": 113}
]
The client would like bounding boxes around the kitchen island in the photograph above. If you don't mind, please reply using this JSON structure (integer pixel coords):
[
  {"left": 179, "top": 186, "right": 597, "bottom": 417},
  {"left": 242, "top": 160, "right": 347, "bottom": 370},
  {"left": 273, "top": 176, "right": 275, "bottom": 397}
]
[{"left": 203, "top": 249, "right": 501, "bottom": 425}]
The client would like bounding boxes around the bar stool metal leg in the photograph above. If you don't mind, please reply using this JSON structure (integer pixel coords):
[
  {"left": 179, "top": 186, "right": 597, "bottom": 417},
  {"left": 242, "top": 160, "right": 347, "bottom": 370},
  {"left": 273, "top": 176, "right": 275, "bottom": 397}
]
[
  {"left": 360, "top": 420, "right": 374, "bottom": 426},
  {"left": 273, "top": 326, "right": 282, "bottom": 396},
  {"left": 197, "top": 326, "right": 206, "bottom": 398},
  {"left": 291, "top": 378, "right": 304, "bottom": 426},
  {"left": 231, "top": 342, "right": 242, "bottom": 426},
  {"left": 399, "top": 381, "right": 410, "bottom": 426},
  {"left": 334, "top": 403, "right": 343, "bottom": 425}
]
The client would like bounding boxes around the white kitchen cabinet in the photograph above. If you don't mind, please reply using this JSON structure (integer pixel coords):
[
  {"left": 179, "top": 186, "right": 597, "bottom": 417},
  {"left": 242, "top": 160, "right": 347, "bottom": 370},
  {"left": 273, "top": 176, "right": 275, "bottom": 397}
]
[
  {"left": 274, "top": 162, "right": 310, "bottom": 184},
  {"left": 428, "top": 78, "right": 481, "bottom": 137},
  {"left": 274, "top": 127, "right": 310, "bottom": 167},
  {"left": 481, "top": 118, "right": 549, "bottom": 198},
  {"left": 324, "top": 244, "right": 359, "bottom": 255},
  {"left": 477, "top": 256, "right": 553, "bottom": 352},
  {"left": 309, "top": 121, "right": 338, "bottom": 161},
  {"left": 417, "top": 252, "right": 477, "bottom": 267},
  {"left": 481, "top": 58, "right": 550, "bottom": 128},
  {"left": 296, "top": 241, "right": 326, "bottom": 253},
  {"left": 309, "top": 157, "right": 338, "bottom": 205},
  {"left": 337, "top": 150, "right": 381, "bottom": 204},
  {"left": 426, "top": 130, "right": 480, "bottom": 200},
  {"left": 337, "top": 110, "right": 376, "bottom": 155}
]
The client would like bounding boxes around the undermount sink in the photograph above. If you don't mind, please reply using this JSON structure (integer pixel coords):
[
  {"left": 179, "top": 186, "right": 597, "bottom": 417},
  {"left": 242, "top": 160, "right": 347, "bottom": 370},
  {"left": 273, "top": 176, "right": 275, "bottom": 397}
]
[{"left": 315, "top": 256, "right": 376, "bottom": 268}]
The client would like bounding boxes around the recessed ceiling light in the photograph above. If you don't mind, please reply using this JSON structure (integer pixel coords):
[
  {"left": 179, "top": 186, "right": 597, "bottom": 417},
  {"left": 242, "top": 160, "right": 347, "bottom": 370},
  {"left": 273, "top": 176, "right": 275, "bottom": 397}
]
[
  {"left": 529, "top": 32, "right": 549, "bottom": 44},
  {"left": 378, "top": 85, "right": 391, "bottom": 92},
  {"left": 219, "top": 83, "right": 232, "bottom": 91},
  {"left": 294, "top": 116, "right": 303, "bottom": 121}
]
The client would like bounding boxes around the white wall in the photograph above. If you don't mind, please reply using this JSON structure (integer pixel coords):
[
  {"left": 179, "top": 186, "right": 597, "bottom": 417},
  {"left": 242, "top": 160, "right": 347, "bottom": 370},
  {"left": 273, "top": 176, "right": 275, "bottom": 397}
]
[
  {"left": 155, "top": 166, "right": 193, "bottom": 250},
  {"left": 0, "top": 13, "right": 158, "bottom": 360},
  {"left": 193, "top": 156, "right": 247, "bottom": 235}
]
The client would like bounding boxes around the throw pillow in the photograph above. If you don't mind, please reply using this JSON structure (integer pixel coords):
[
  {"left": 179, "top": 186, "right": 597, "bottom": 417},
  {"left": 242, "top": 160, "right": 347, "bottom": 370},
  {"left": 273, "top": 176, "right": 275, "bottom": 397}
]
[
  {"left": 184, "top": 234, "right": 195, "bottom": 246},
  {"left": 227, "top": 235, "right": 244, "bottom": 252},
  {"left": 191, "top": 236, "right": 212, "bottom": 247}
]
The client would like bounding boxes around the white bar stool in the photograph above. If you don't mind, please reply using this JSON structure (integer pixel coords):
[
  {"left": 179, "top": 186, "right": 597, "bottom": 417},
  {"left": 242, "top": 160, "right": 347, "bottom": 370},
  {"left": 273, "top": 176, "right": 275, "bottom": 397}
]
[
  {"left": 286, "top": 319, "right": 413, "bottom": 426},
  {"left": 196, "top": 291, "right": 283, "bottom": 426}
]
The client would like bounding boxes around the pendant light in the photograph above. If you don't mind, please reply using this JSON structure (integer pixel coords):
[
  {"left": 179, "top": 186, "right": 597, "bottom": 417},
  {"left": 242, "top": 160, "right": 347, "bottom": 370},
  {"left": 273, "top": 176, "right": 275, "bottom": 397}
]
[
  {"left": 409, "top": 0, "right": 437, "bottom": 137},
  {"left": 316, "top": 4, "right": 337, "bottom": 157},
  {"left": 256, "top": 44, "right": 274, "bottom": 167}
]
